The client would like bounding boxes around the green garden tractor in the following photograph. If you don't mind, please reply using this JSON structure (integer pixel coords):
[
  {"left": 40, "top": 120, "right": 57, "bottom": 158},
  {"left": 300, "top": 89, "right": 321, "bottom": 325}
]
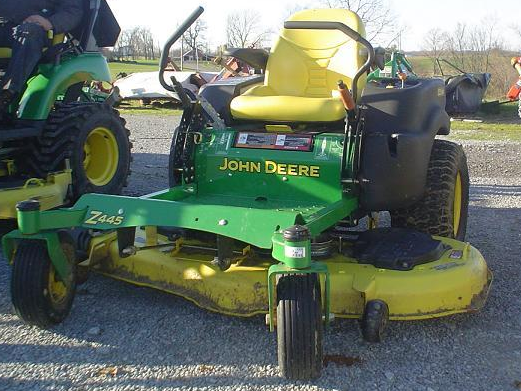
[
  {"left": 3, "top": 7, "right": 491, "bottom": 380},
  {"left": 0, "top": 0, "right": 131, "bottom": 224}
]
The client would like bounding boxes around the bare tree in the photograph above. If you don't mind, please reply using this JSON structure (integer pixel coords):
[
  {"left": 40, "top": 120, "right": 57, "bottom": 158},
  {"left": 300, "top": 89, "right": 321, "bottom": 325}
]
[
  {"left": 421, "top": 19, "right": 510, "bottom": 98},
  {"left": 423, "top": 28, "right": 444, "bottom": 73},
  {"left": 183, "top": 19, "right": 207, "bottom": 52},
  {"left": 114, "top": 29, "right": 134, "bottom": 60},
  {"left": 511, "top": 25, "right": 521, "bottom": 43},
  {"left": 226, "top": 10, "right": 268, "bottom": 48},
  {"left": 114, "top": 27, "right": 158, "bottom": 61},
  {"left": 442, "top": 20, "right": 502, "bottom": 74},
  {"left": 444, "top": 23, "right": 468, "bottom": 71},
  {"left": 321, "top": 0, "right": 397, "bottom": 42}
]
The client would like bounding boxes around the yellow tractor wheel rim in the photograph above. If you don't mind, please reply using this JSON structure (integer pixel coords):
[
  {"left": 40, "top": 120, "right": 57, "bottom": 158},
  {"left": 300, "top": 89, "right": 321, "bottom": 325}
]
[
  {"left": 83, "top": 127, "right": 119, "bottom": 186},
  {"left": 453, "top": 172, "right": 462, "bottom": 236},
  {"left": 48, "top": 266, "right": 68, "bottom": 305}
]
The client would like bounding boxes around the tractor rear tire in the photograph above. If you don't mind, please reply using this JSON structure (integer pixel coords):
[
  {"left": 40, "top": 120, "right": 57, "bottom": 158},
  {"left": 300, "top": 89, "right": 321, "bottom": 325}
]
[
  {"left": 11, "top": 234, "right": 77, "bottom": 328},
  {"left": 276, "top": 273, "right": 323, "bottom": 380},
  {"left": 390, "top": 140, "right": 469, "bottom": 241},
  {"left": 29, "top": 102, "right": 132, "bottom": 202}
]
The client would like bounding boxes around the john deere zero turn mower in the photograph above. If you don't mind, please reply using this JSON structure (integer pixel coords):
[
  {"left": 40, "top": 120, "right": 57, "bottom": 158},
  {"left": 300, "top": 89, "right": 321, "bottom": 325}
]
[
  {"left": 4, "top": 7, "right": 491, "bottom": 380},
  {"left": 0, "top": 0, "right": 131, "bottom": 223}
]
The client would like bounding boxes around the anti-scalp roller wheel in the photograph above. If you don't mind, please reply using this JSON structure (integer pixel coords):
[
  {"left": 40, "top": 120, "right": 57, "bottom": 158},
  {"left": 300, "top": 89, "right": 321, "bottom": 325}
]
[{"left": 360, "top": 299, "right": 389, "bottom": 343}]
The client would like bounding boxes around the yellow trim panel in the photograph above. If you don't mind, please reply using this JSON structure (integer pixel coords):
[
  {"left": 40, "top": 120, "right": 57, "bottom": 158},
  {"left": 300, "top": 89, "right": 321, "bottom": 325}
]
[{"left": 0, "top": 171, "right": 71, "bottom": 219}]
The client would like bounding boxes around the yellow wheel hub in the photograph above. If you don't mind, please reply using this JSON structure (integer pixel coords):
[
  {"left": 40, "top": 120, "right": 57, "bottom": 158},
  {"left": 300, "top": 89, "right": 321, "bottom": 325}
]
[
  {"left": 48, "top": 266, "right": 68, "bottom": 305},
  {"left": 83, "top": 127, "right": 119, "bottom": 186},
  {"left": 453, "top": 172, "right": 462, "bottom": 236}
]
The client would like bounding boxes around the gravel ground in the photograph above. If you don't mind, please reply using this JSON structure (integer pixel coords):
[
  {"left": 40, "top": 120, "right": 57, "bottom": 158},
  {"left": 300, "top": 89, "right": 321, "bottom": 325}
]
[{"left": 1, "top": 114, "right": 521, "bottom": 391}]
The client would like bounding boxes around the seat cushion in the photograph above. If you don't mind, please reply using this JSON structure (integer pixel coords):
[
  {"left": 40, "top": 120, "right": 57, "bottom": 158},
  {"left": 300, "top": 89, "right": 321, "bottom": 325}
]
[
  {"left": 0, "top": 33, "right": 64, "bottom": 59},
  {"left": 0, "top": 48, "right": 12, "bottom": 59},
  {"left": 231, "top": 85, "right": 345, "bottom": 122}
]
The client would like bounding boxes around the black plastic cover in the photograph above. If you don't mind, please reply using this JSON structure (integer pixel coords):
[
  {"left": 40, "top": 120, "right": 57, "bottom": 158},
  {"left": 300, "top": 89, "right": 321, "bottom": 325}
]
[
  {"left": 224, "top": 48, "right": 269, "bottom": 71},
  {"left": 445, "top": 73, "right": 491, "bottom": 115},
  {"left": 358, "top": 78, "right": 450, "bottom": 211},
  {"left": 92, "top": 0, "right": 120, "bottom": 47},
  {"left": 353, "top": 228, "right": 448, "bottom": 271},
  {"left": 71, "top": 0, "right": 120, "bottom": 48},
  {"left": 199, "top": 75, "right": 264, "bottom": 125},
  {"left": 16, "top": 199, "right": 40, "bottom": 212}
]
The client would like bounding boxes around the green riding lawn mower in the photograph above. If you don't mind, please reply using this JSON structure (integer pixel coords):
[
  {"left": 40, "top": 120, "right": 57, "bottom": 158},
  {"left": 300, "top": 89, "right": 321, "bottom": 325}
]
[
  {"left": 4, "top": 7, "right": 491, "bottom": 380},
  {"left": 0, "top": 0, "right": 131, "bottom": 225}
]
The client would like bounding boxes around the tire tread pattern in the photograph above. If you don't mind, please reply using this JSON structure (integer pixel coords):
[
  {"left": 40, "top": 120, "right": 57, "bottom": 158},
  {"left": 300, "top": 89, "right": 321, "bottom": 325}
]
[
  {"left": 277, "top": 274, "right": 323, "bottom": 380},
  {"left": 11, "top": 241, "right": 75, "bottom": 328},
  {"left": 27, "top": 102, "right": 132, "bottom": 201},
  {"left": 390, "top": 140, "right": 470, "bottom": 240}
]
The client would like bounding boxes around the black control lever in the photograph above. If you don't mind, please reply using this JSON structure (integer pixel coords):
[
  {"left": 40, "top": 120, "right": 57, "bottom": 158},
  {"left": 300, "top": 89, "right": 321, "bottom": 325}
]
[{"left": 170, "top": 76, "right": 192, "bottom": 109}]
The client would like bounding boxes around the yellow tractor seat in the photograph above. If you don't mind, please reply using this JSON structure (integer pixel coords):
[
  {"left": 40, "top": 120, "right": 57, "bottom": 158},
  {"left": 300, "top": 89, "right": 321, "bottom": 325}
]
[
  {"left": 0, "top": 32, "right": 65, "bottom": 60},
  {"left": 230, "top": 9, "right": 368, "bottom": 123}
]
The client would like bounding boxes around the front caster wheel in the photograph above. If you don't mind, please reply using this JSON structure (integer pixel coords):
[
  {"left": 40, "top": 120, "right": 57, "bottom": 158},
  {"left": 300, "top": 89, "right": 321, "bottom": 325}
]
[
  {"left": 11, "top": 236, "right": 77, "bottom": 328},
  {"left": 276, "top": 273, "right": 323, "bottom": 380},
  {"left": 360, "top": 300, "right": 389, "bottom": 343}
]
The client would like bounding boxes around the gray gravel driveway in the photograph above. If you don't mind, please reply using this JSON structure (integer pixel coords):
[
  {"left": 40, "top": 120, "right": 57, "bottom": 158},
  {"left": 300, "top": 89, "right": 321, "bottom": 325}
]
[{"left": 1, "top": 114, "right": 520, "bottom": 391}]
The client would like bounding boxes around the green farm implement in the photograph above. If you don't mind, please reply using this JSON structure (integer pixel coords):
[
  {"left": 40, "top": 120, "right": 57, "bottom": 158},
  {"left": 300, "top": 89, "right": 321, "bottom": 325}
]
[{"left": 4, "top": 7, "right": 491, "bottom": 380}]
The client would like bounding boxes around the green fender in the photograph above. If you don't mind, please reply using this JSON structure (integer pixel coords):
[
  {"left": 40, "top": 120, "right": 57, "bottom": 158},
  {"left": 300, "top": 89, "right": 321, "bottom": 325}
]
[{"left": 18, "top": 52, "right": 112, "bottom": 120}]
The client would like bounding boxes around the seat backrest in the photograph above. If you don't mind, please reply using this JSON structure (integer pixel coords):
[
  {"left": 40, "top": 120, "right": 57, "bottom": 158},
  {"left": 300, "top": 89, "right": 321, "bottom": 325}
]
[
  {"left": 265, "top": 9, "right": 367, "bottom": 98},
  {"left": 71, "top": 0, "right": 120, "bottom": 51}
]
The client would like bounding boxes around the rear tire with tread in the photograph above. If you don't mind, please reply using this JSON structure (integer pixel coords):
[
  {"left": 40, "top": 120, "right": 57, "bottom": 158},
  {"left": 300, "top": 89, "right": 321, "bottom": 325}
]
[
  {"left": 390, "top": 140, "right": 469, "bottom": 240},
  {"left": 28, "top": 102, "right": 132, "bottom": 202}
]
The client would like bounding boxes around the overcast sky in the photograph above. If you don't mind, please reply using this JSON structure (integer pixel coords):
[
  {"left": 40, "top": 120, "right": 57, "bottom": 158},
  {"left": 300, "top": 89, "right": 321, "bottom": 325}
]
[{"left": 106, "top": 0, "right": 521, "bottom": 51}]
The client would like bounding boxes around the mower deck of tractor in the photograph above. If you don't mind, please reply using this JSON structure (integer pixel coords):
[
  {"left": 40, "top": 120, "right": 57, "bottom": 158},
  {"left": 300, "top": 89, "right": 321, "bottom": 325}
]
[
  {"left": 0, "top": 171, "right": 71, "bottom": 219},
  {"left": 83, "top": 228, "right": 491, "bottom": 320}
]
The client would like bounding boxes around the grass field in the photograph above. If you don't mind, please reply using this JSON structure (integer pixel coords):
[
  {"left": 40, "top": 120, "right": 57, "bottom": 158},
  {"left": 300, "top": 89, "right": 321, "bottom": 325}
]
[
  {"left": 409, "top": 56, "right": 436, "bottom": 76},
  {"left": 108, "top": 60, "right": 159, "bottom": 79},
  {"left": 449, "top": 102, "right": 521, "bottom": 141}
]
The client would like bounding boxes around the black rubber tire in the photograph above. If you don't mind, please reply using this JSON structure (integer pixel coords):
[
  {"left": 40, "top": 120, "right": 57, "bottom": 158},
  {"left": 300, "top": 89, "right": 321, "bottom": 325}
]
[
  {"left": 360, "top": 300, "right": 389, "bottom": 343},
  {"left": 277, "top": 273, "right": 323, "bottom": 380},
  {"left": 11, "top": 234, "right": 77, "bottom": 328},
  {"left": 390, "top": 140, "right": 469, "bottom": 241},
  {"left": 28, "top": 102, "right": 132, "bottom": 201},
  {"left": 168, "top": 126, "right": 183, "bottom": 188}
]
